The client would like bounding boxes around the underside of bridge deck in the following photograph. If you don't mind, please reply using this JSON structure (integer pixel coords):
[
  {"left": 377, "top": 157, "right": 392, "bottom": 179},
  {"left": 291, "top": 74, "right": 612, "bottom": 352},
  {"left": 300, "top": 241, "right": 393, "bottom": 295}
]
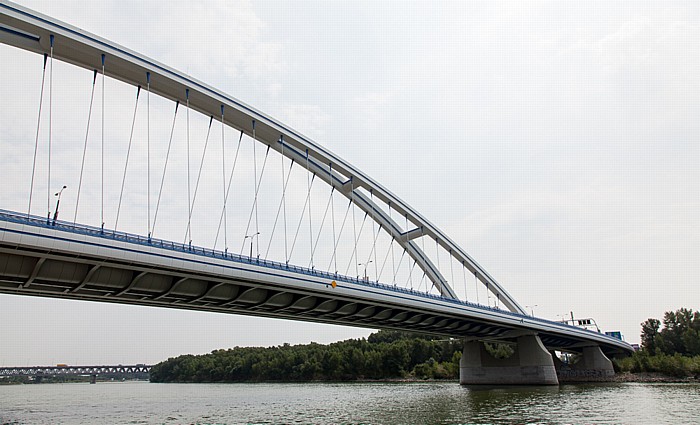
[
  {"left": 0, "top": 247, "right": 517, "bottom": 339},
  {"left": 0, "top": 238, "right": 628, "bottom": 360}
]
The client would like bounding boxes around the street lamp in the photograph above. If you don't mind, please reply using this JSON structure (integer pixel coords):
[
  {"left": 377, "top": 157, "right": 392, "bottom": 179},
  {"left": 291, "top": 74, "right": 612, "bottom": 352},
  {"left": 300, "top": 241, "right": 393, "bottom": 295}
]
[
  {"left": 244, "top": 232, "right": 260, "bottom": 260},
  {"left": 526, "top": 304, "right": 538, "bottom": 317},
  {"left": 358, "top": 260, "right": 373, "bottom": 281},
  {"left": 52, "top": 185, "right": 67, "bottom": 225}
]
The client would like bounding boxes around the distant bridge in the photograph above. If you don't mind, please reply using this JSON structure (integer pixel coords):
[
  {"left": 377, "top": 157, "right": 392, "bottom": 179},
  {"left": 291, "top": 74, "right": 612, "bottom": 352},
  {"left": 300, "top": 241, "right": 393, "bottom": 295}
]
[
  {"left": 0, "top": 1, "right": 632, "bottom": 385},
  {"left": 0, "top": 364, "right": 151, "bottom": 377}
]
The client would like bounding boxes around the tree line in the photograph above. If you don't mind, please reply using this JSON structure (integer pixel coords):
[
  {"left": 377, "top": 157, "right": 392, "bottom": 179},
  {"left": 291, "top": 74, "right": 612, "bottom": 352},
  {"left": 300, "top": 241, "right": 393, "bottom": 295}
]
[
  {"left": 150, "top": 330, "right": 463, "bottom": 383},
  {"left": 151, "top": 308, "right": 700, "bottom": 382},
  {"left": 614, "top": 308, "right": 700, "bottom": 377},
  {"left": 640, "top": 308, "right": 700, "bottom": 356}
]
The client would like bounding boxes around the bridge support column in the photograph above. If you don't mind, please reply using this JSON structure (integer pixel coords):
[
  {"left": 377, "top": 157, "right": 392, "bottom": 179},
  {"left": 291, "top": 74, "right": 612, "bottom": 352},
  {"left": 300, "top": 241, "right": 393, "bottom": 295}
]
[
  {"left": 554, "top": 345, "right": 615, "bottom": 382},
  {"left": 90, "top": 374, "right": 97, "bottom": 384},
  {"left": 460, "top": 335, "right": 558, "bottom": 385}
]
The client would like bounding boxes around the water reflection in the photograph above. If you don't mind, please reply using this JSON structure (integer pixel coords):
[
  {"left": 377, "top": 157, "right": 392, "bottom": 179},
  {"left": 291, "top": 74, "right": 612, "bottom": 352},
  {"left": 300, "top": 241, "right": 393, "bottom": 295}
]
[{"left": 1, "top": 381, "right": 698, "bottom": 424}]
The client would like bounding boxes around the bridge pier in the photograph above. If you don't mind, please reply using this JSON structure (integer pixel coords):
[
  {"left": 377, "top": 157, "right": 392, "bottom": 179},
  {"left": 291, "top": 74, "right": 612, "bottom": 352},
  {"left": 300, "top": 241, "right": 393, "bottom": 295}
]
[
  {"left": 460, "top": 335, "right": 559, "bottom": 385},
  {"left": 554, "top": 345, "right": 615, "bottom": 382}
]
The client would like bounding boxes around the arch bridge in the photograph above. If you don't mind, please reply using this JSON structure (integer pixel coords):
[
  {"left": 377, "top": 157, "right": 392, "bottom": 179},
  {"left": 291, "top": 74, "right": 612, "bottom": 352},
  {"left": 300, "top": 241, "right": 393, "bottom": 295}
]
[{"left": 0, "top": 1, "right": 632, "bottom": 385}]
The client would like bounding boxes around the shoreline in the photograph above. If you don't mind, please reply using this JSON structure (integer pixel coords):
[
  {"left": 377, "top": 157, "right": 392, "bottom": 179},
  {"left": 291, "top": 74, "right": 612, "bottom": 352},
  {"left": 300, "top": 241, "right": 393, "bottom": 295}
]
[
  {"left": 4, "top": 373, "right": 698, "bottom": 385},
  {"left": 608, "top": 372, "right": 699, "bottom": 384}
]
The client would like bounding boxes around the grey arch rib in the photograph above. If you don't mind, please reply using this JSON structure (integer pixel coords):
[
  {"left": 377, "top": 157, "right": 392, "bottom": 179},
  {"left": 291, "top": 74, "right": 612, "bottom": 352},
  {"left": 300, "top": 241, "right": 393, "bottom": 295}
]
[{"left": 0, "top": 0, "right": 526, "bottom": 314}]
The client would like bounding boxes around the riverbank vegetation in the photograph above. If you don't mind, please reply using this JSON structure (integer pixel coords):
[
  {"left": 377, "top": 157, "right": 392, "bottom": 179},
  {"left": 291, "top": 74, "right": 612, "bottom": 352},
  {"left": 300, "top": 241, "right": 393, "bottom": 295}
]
[
  {"left": 150, "top": 330, "right": 463, "bottom": 383},
  {"left": 613, "top": 308, "right": 700, "bottom": 378},
  {"left": 151, "top": 308, "right": 700, "bottom": 383}
]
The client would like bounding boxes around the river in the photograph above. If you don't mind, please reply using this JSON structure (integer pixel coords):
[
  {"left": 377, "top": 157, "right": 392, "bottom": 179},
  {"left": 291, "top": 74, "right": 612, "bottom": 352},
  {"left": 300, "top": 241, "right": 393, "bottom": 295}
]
[{"left": 1, "top": 381, "right": 698, "bottom": 424}]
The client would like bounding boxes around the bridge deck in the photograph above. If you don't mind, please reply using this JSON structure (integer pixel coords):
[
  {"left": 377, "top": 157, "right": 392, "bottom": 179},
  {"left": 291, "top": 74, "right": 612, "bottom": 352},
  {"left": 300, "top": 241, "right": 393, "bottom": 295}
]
[{"left": 0, "top": 210, "right": 633, "bottom": 356}]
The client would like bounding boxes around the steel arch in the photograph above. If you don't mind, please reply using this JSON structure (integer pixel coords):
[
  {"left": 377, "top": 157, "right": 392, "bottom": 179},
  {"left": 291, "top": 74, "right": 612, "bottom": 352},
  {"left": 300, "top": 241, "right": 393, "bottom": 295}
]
[{"left": 0, "top": 0, "right": 526, "bottom": 314}]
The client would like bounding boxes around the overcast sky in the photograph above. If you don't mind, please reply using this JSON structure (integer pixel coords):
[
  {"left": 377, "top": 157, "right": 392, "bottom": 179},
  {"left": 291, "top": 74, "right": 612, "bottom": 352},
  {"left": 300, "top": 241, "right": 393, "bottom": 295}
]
[{"left": 1, "top": 0, "right": 698, "bottom": 366}]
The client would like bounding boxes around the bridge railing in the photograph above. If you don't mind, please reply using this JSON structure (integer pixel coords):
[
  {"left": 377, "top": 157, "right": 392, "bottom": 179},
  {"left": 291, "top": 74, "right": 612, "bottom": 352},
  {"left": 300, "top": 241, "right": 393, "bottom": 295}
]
[{"left": 0, "top": 209, "right": 625, "bottom": 346}]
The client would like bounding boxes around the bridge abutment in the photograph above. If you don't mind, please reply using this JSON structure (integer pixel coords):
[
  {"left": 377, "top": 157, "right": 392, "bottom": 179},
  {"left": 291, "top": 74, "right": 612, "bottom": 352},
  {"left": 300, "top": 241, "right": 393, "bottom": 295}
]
[
  {"left": 554, "top": 345, "right": 615, "bottom": 382},
  {"left": 459, "top": 335, "right": 559, "bottom": 385}
]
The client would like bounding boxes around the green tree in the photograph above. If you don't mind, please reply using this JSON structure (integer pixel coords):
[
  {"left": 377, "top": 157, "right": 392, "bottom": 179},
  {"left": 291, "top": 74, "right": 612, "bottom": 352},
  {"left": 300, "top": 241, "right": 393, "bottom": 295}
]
[
  {"left": 641, "top": 318, "right": 660, "bottom": 353},
  {"left": 640, "top": 308, "right": 700, "bottom": 356},
  {"left": 150, "top": 330, "right": 462, "bottom": 383}
]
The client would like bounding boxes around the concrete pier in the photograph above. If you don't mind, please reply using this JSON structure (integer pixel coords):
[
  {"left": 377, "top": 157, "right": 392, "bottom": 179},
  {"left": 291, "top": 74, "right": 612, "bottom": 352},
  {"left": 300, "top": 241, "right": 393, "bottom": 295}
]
[
  {"left": 554, "top": 345, "right": 615, "bottom": 382},
  {"left": 460, "top": 335, "right": 559, "bottom": 385}
]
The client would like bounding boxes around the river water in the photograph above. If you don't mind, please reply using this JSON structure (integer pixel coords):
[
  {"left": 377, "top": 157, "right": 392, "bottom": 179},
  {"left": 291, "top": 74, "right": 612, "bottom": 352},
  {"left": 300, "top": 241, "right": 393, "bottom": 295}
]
[{"left": 1, "top": 381, "right": 698, "bottom": 424}]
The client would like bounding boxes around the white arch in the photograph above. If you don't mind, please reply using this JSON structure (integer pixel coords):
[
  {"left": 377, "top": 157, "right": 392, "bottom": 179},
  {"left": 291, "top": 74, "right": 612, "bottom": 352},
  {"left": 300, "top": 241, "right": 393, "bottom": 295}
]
[{"left": 0, "top": 0, "right": 526, "bottom": 314}]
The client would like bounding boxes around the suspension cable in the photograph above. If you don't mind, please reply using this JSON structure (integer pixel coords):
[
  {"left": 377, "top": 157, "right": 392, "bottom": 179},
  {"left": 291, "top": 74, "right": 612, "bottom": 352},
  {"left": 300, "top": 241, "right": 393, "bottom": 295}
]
[
  {"left": 405, "top": 214, "right": 412, "bottom": 288},
  {"left": 390, "top": 238, "right": 397, "bottom": 285},
  {"left": 281, "top": 136, "right": 288, "bottom": 264},
  {"left": 327, "top": 198, "right": 352, "bottom": 273},
  {"left": 306, "top": 150, "right": 314, "bottom": 269},
  {"left": 151, "top": 101, "right": 180, "bottom": 238},
  {"left": 28, "top": 53, "right": 48, "bottom": 218},
  {"left": 407, "top": 258, "right": 417, "bottom": 290},
  {"left": 214, "top": 128, "right": 244, "bottom": 251},
  {"left": 101, "top": 54, "right": 105, "bottom": 230},
  {"left": 449, "top": 249, "right": 455, "bottom": 295},
  {"left": 351, "top": 178, "right": 358, "bottom": 277},
  {"left": 329, "top": 163, "right": 337, "bottom": 274},
  {"left": 390, "top": 203, "right": 396, "bottom": 285},
  {"left": 370, "top": 190, "right": 379, "bottom": 280},
  {"left": 114, "top": 85, "right": 141, "bottom": 230},
  {"left": 309, "top": 186, "right": 335, "bottom": 268},
  {"left": 47, "top": 35, "right": 54, "bottom": 222},
  {"left": 486, "top": 278, "right": 491, "bottom": 307},
  {"left": 220, "top": 106, "right": 228, "bottom": 252},
  {"left": 240, "top": 143, "right": 271, "bottom": 256},
  {"left": 288, "top": 173, "right": 316, "bottom": 261},
  {"left": 378, "top": 228, "right": 394, "bottom": 282},
  {"left": 185, "top": 89, "right": 191, "bottom": 244},
  {"left": 418, "top": 229, "right": 427, "bottom": 292},
  {"left": 435, "top": 237, "right": 441, "bottom": 274},
  {"left": 252, "top": 121, "right": 260, "bottom": 257},
  {"left": 147, "top": 72, "right": 151, "bottom": 238},
  {"left": 475, "top": 271, "right": 480, "bottom": 305},
  {"left": 364, "top": 222, "right": 382, "bottom": 282},
  {"left": 462, "top": 261, "right": 468, "bottom": 302},
  {"left": 184, "top": 115, "right": 213, "bottom": 244},
  {"left": 264, "top": 156, "right": 294, "bottom": 260},
  {"left": 394, "top": 247, "right": 407, "bottom": 285},
  {"left": 378, "top": 227, "right": 394, "bottom": 282},
  {"left": 378, "top": 237, "right": 395, "bottom": 284},
  {"left": 346, "top": 211, "right": 368, "bottom": 277},
  {"left": 74, "top": 69, "right": 98, "bottom": 223}
]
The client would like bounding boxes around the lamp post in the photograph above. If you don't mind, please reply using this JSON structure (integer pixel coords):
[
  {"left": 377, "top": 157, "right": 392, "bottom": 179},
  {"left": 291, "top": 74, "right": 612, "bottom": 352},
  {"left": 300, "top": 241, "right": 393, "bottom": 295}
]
[
  {"left": 52, "top": 185, "right": 67, "bottom": 225},
  {"left": 358, "top": 260, "right": 372, "bottom": 281},
  {"left": 526, "top": 304, "right": 538, "bottom": 317},
  {"left": 244, "top": 232, "right": 260, "bottom": 260}
]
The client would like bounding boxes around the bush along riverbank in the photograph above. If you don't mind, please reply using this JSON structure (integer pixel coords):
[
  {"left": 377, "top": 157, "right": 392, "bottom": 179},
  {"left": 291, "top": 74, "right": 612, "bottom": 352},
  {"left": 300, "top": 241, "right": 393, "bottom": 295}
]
[
  {"left": 613, "top": 352, "right": 700, "bottom": 381},
  {"left": 613, "top": 308, "right": 700, "bottom": 381},
  {"left": 150, "top": 330, "right": 462, "bottom": 383},
  {"left": 151, "top": 308, "right": 700, "bottom": 384}
]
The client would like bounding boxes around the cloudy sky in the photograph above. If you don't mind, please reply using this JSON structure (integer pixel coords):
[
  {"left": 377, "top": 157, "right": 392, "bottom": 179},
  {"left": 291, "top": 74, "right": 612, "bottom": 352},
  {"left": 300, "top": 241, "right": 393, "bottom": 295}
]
[{"left": 1, "top": 0, "right": 698, "bottom": 366}]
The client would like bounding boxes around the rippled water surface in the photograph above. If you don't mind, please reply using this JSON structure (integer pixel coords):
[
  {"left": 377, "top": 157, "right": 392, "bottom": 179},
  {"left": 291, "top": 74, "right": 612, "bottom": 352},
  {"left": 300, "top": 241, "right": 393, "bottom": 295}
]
[{"left": 1, "top": 381, "right": 699, "bottom": 424}]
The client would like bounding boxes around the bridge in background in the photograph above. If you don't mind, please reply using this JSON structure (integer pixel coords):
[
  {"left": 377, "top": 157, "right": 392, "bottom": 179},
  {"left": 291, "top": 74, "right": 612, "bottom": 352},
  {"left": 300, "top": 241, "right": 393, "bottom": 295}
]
[
  {"left": 0, "top": 1, "right": 633, "bottom": 385},
  {"left": 0, "top": 364, "right": 151, "bottom": 383},
  {"left": 0, "top": 364, "right": 151, "bottom": 377}
]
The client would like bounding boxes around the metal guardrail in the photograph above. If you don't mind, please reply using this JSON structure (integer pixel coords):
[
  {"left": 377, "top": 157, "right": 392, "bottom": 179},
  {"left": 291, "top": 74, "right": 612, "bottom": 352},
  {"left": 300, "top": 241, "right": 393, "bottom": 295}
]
[{"left": 0, "top": 209, "right": 627, "bottom": 346}]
